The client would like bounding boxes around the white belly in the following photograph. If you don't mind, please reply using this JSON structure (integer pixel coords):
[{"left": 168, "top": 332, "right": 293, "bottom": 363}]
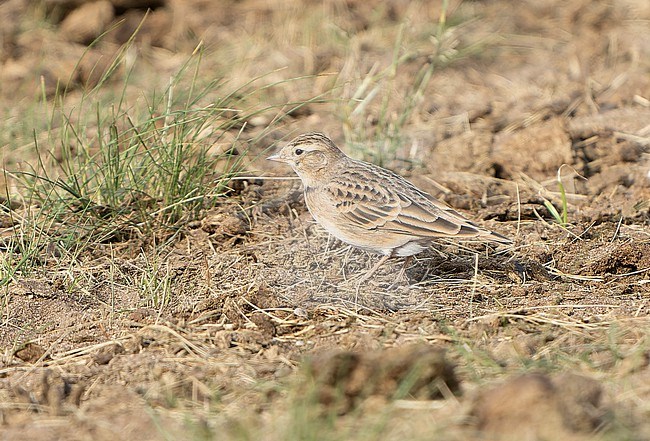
[{"left": 393, "top": 241, "right": 427, "bottom": 257}]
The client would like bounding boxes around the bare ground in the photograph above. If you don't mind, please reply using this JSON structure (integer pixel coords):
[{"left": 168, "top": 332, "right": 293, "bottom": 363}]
[{"left": 1, "top": 0, "right": 650, "bottom": 439}]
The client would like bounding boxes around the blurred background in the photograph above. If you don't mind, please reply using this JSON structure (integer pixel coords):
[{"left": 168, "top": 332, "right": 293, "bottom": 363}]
[{"left": 2, "top": 0, "right": 646, "bottom": 178}]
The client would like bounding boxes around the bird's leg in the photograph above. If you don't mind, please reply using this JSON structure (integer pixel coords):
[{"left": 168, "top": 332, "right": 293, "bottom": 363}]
[
  {"left": 354, "top": 254, "right": 390, "bottom": 307},
  {"left": 396, "top": 256, "right": 413, "bottom": 282},
  {"left": 359, "top": 254, "right": 391, "bottom": 285},
  {"left": 384, "top": 256, "right": 414, "bottom": 290}
]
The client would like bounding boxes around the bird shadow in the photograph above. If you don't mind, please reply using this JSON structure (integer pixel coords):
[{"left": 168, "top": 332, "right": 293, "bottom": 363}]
[
  {"left": 402, "top": 248, "right": 551, "bottom": 286},
  {"left": 350, "top": 252, "right": 551, "bottom": 312}
]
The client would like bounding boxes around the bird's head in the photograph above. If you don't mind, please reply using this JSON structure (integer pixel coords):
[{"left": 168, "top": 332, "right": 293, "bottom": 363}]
[{"left": 267, "top": 133, "right": 345, "bottom": 179}]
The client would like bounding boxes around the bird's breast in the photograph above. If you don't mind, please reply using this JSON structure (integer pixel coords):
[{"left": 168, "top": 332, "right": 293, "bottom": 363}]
[{"left": 304, "top": 188, "right": 372, "bottom": 248}]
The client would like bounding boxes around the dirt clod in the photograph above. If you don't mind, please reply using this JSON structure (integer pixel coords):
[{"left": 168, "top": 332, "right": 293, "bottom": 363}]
[
  {"left": 59, "top": 1, "right": 114, "bottom": 44},
  {"left": 13, "top": 343, "right": 46, "bottom": 363},
  {"left": 470, "top": 373, "right": 604, "bottom": 440},
  {"left": 304, "top": 345, "right": 458, "bottom": 414}
]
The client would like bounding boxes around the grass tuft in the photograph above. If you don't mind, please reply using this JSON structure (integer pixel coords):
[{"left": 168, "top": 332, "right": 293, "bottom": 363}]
[
  {"left": 338, "top": 0, "right": 494, "bottom": 166},
  {"left": 542, "top": 164, "right": 584, "bottom": 228},
  {"left": 1, "top": 40, "right": 320, "bottom": 285}
]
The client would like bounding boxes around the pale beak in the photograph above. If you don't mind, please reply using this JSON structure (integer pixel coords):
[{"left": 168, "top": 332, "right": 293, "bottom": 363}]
[{"left": 266, "top": 152, "right": 284, "bottom": 162}]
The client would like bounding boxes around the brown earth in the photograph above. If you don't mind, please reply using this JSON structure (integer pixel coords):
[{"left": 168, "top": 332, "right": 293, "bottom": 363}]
[{"left": 1, "top": 0, "right": 650, "bottom": 439}]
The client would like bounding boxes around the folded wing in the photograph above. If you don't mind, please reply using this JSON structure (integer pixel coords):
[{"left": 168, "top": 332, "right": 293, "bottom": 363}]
[{"left": 326, "top": 169, "right": 485, "bottom": 239}]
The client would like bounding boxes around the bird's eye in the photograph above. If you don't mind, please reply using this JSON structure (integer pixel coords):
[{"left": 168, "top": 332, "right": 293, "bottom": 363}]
[{"left": 295, "top": 148, "right": 304, "bottom": 156}]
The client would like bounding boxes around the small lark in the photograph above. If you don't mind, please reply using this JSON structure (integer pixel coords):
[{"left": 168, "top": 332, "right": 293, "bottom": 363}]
[{"left": 268, "top": 132, "right": 511, "bottom": 284}]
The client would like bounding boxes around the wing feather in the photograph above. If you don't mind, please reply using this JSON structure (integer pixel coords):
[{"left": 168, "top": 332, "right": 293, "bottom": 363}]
[
  {"left": 328, "top": 177, "right": 400, "bottom": 229},
  {"left": 325, "top": 166, "right": 496, "bottom": 240}
]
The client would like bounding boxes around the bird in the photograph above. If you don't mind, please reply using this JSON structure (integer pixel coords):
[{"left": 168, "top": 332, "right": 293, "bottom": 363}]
[{"left": 267, "top": 132, "right": 511, "bottom": 286}]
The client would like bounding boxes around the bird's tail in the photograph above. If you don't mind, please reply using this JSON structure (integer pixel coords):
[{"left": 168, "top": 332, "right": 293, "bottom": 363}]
[{"left": 480, "top": 228, "right": 512, "bottom": 245}]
